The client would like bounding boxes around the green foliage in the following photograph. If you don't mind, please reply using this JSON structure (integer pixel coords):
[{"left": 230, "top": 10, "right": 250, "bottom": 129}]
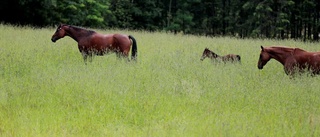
[
  {"left": 130, "top": 0, "right": 164, "bottom": 30},
  {"left": 0, "top": 0, "right": 319, "bottom": 40},
  {"left": 51, "top": 0, "right": 110, "bottom": 27},
  {"left": 109, "top": 0, "right": 134, "bottom": 29},
  {"left": 167, "top": 9, "right": 195, "bottom": 33}
]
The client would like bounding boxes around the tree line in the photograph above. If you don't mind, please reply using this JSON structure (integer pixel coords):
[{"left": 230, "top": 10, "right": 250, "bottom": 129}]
[{"left": 0, "top": 0, "right": 319, "bottom": 41}]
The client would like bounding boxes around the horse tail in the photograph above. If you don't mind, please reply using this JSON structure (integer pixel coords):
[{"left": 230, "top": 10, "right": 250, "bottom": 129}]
[
  {"left": 128, "top": 35, "right": 137, "bottom": 60},
  {"left": 236, "top": 55, "right": 241, "bottom": 61}
]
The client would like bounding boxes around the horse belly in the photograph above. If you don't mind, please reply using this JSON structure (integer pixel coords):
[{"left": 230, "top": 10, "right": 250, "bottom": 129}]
[
  {"left": 91, "top": 38, "right": 117, "bottom": 55},
  {"left": 290, "top": 56, "right": 320, "bottom": 74},
  {"left": 78, "top": 43, "right": 111, "bottom": 56},
  {"left": 222, "top": 54, "right": 239, "bottom": 62},
  {"left": 94, "top": 45, "right": 116, "bottom": 56}
]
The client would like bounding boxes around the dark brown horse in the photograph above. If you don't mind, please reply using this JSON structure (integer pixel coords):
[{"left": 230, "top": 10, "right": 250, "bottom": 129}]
[
  {"left": 258, "top": 46, "right": 320, "bottom": 75},
  {"left": 200, "top": 48, "right": 241, "bottom": 63},
  {"left": 51, "top": 24, "right": 137, "bottom": 63}
]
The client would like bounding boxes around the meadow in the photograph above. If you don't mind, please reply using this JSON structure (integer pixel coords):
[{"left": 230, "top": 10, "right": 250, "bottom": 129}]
[{"left": 0, "top": 24, "right": 320, "bottom": 136}]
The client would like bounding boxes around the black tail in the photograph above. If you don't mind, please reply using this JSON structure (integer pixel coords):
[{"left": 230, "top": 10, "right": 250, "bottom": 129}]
[
  {"left": 236, "top": 55, "right": 241, "bottom": 61},
  {"left": 129, "top": 35, "right": 137, "bottom": 60}
]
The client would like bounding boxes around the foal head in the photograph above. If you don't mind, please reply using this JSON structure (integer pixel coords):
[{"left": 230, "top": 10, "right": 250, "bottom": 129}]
[
  {"left": 258, "top": 46, "right": 272, "bottom": 69},
  {"left": 51, "top": 24, "right": 69, "bottom": 42},
  {"left": 200, "top": 48, "right": 218, "bottom": 61}
]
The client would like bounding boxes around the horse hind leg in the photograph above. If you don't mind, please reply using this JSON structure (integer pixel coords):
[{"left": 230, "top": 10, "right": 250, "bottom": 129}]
[
  {"left": 116, "top": 52, "right": 123, "bottom": 58},
  {"left": 116, "top": 51, "right": 130, "bottom": 62},
  {"left": 236, "top": 55, "right": 241, "bottom": 62}
]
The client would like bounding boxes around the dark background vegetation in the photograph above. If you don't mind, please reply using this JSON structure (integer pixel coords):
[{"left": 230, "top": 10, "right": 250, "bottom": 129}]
[{"left": 0, "top": 0, "right": 319, "bottom": 41}]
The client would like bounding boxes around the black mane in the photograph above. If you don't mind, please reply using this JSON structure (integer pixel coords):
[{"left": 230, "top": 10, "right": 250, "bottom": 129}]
[
  {"left": 205, "top": 49, "right": 219, "bottom": 58},
  {"left": 68, "top": 25, "right": 96, "bottom": 36}
]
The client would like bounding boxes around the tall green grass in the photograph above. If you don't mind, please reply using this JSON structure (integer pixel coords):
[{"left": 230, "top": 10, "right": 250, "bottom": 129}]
[{"left": 0, "top": 24, "right": 320, "bottom": 136}]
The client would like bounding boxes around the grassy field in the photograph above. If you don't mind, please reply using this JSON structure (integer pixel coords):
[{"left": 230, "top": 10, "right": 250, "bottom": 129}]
[{"left": 0, "top": 24, "right": 320, "bottom": 136}]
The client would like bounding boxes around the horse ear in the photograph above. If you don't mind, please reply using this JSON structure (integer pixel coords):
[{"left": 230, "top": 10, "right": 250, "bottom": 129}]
[
  {"left": 261, "top": 46, "right": 264, "bottom": 51},
  {"left": 57, "top": 23, "right": 62, "bottom": 28},
  {"left": 60, "top": 22, "right": 65, "bottom": 25}
]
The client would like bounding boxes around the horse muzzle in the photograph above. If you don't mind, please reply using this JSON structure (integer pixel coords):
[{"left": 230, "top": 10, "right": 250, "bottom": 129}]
[
  {"left": 258, "top": 65, "right": 263, "bottom": 69},
  {"left": 51, "top": 38, "right": 57, "bottom": 43}
]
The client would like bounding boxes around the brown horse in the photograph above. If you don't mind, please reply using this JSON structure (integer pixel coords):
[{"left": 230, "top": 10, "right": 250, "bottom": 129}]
[
  {"left": 258, "top": 46, "right": 320, "bottom": 75},
  {"left": 200, "top": 48, "right": 241, "bottom": 63},
  {"left": 51, "top": 24, "right": 137, "bottom": 63}
]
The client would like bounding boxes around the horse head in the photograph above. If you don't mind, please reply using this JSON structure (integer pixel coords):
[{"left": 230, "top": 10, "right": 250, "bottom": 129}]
[
  {"left": 200, "top": 48, "right": 218, "bottom": 61},
  {"left": 258, "top": 46, "right": 271, "bottom": 69},
  {"left": 51, "top": 24, "right": 68, "bottom": 42}
]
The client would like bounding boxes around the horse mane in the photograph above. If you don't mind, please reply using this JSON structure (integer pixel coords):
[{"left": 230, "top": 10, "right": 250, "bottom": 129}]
[
  {"left": 205, "top": 48, "right": 219, "bottom": 58},
  {"left": 264, "top": 46, "right": 309, "bottom": 58},
  {"left": 269, "top": 46, "right": 306, "bottom": 51},
  {"left": 67, "top": 25, "right": 96, "bottom": 36},
  {"left": 293, "top": 48, "right": 306, "bottom": 52},
  {"left": 266, "top": 46, "right": 294, "bottom": 55}
]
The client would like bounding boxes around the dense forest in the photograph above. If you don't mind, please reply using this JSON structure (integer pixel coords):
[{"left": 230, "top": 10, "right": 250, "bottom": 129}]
[{"left": 0, "top": 0, "right": 319, "bottom": 41}]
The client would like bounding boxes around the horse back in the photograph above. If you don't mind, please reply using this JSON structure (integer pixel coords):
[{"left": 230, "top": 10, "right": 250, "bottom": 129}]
[
  {"left": 222, "top": 54, "right": 241, "bottom": 62},
  {"left": 92, "top": 33, "right": 114, "bottom": 45},
  {"left": 292, "top": 50, "right": 320, "bottom": 70},
  {"left": 90, "top": 33, "right": 130, "bottom": 49}
]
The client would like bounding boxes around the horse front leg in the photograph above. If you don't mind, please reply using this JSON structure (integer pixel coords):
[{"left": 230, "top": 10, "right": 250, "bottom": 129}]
[
  {"left": 88, "top": 54, "right": 93, "bottom": 62},
  {"left": 82, "top": 54, "right": 88, "bottom": 65},
  {"left": 79, "top": 47, "right": 89, "bottom": 64},
  {"left": 284, "top": 62, "right": 300, "bottom": 77},
  {"left": 284, "top": 67, "right": 294, "bottom": 76},
  {"left": 284, "top": 62, "right": 295, "bottom": 75},
  {"left": 82, "top": 52, "right": 93, "bottom": 64}
]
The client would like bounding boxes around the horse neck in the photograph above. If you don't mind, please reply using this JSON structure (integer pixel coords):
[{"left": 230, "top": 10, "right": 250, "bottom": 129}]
[
  {"left": 208, "top": 51, "right": 219, "bottom": 58},
  {"left": 268, "top": 48, "right": 294, "bottom": 65},
  {"left": 65, "top": 26, "right": 94, "bottom": 42}
]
